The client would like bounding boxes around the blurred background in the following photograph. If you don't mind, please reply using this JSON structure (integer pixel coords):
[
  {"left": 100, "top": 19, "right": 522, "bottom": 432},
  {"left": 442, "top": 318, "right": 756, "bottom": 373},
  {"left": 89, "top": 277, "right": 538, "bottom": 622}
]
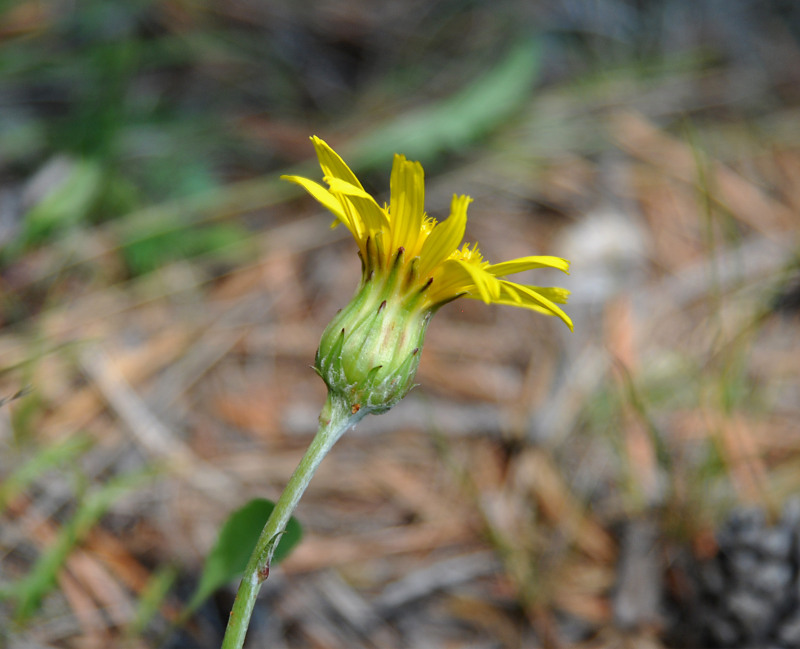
[{"left": 1, "top": 0, "right": 800, "bottom": 647}]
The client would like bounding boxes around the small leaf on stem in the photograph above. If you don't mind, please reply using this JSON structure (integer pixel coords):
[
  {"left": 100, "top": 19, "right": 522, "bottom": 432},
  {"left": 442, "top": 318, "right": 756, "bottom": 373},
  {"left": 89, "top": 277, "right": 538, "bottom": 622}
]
[{"left": 184, "top": 498, "right": 302, "bottom": 617}]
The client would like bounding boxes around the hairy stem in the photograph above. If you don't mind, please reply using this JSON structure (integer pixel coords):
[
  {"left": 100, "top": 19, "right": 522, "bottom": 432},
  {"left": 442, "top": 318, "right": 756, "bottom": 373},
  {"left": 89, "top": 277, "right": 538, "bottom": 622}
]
[{"left": 221, "top": 394, "right": 364, "bottom": 649}]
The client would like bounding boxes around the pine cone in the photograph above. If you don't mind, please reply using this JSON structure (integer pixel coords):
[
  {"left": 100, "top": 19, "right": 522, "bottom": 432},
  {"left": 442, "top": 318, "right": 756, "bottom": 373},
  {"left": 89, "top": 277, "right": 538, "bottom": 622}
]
[{"left": 670, "top": 502, "right": 800, "bottom": 648}]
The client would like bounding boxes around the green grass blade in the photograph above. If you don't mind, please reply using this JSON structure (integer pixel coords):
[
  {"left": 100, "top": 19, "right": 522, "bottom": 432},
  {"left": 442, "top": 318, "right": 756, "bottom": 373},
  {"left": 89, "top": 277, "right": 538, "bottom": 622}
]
[
  {"left": 0, "top": 436, "right": 94, "bottom": 516},
  {"left": 125, "top": 565, "right": 179, "bottom": 639},
  {"left": 9, "top": 468, "right": 155, "bottom": 621}
]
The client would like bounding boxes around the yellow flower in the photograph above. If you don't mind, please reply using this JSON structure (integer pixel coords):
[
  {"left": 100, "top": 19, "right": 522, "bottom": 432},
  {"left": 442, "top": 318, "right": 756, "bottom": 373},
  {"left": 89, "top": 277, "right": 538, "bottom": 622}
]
[
  {"left": 282, "top": 137, "right": 572, "bottom": 414},
  {"left": 284, "top": 136, "right": 572, "bottom": 327}
]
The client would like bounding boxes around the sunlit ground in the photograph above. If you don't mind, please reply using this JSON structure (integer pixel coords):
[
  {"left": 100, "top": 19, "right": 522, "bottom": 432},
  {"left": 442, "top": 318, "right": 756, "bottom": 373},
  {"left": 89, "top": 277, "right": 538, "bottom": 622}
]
[{"left": 2, "top": 2, "right": 800, "bottom": 647}]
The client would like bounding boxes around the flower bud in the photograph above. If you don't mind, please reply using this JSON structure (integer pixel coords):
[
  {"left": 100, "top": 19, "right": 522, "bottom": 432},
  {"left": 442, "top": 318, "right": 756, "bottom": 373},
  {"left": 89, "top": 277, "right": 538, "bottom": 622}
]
[{"left": 315, "top": 245, "right": 431, "bottom": 415}]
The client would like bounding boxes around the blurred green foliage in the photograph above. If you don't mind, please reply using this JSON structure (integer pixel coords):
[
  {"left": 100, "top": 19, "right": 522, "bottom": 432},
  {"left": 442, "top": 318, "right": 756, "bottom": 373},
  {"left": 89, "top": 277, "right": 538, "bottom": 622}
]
[
  {"left": 0, "top": 0, "right": 250, "bottom": 269},
  {"left": 0, "top": 0, "right": 554, "bottom": 277},
  {"left": 4, "top": 0, "right": 796, "bottom": 275}
]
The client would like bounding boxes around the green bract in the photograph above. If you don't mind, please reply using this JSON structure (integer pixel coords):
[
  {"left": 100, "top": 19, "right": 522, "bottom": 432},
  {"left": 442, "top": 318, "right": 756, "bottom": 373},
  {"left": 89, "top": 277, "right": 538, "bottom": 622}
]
[{"left": 315, "top": 244, "right": 431, "bottom": 414}]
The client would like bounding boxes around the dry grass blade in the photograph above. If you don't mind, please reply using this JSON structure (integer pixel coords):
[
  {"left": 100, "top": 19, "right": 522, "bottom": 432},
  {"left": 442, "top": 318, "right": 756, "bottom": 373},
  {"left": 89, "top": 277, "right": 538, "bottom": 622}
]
[
  {"left": 80, "top": 347, "right": 237, "bottom": 501},
  {"left": 611, "top": 111, "right": 795, "bottom": 236}
]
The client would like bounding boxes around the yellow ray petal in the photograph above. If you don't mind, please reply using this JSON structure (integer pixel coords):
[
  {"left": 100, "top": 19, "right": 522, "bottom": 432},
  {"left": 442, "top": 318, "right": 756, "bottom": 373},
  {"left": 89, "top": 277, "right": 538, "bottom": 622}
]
[
  {"left": 324, "top": 177, "right": 373, "bottom": 200},
  {"left": 485, "top": 255, "right": 570, "bottom": 277},
  {"left": 281, "top": 174, "right": 348, "bottom": 225},
  {"left": 326, "top": 177, "right": 390, "bottom": 239},
  {"left": 434, "top": 258, "right": 500, "bottom": 304},
  {"left": 492, "top": 282, "right": 574, "bottom": 330},
  {"left": 526, "top": 286, "right": 571, "bottom": 304},
  {"left": 418, "top": 195, "right": 470, "bottom": 277},
  {"left": 390, "top": 155, "right": 425, "bottom": 255},
  {"left": 310, "top": 136, "right": 364, "bottom": 189}
]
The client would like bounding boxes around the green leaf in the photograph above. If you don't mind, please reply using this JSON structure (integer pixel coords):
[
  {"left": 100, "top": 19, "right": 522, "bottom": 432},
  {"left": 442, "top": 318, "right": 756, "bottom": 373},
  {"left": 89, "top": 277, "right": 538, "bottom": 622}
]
[
  {"left": 347, "top": 38, "right": 543, "bottom": 169},
  {"left": 121, "top": 223, "right": 251, "bottom": 275},
  {"left": 184, "top": 498, "right": 302, "bottom": 617},
  {"left": 20, "top": 157, "right": 103, "bottom": 246}
]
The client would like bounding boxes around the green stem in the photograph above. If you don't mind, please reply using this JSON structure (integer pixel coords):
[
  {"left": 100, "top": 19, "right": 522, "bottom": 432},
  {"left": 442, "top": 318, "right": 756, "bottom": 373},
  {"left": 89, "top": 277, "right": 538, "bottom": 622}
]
[{"left": 220, "top": 394, "right": 365, "bottom": 649}]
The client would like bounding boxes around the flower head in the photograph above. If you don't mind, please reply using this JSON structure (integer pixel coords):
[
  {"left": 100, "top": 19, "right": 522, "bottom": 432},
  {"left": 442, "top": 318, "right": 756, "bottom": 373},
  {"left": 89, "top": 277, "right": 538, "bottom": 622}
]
[{"left": 283, "top": 137, "right": 572, "bottom": 414}]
